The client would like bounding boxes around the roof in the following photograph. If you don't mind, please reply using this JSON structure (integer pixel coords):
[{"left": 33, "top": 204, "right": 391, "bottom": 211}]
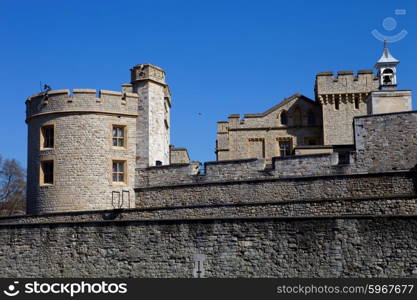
[
  {"left": 375, "top": 41, "right": 399, "bottom": 67},
  {"left": 243, "top": 94, "right": 317, "bottom": 118}
]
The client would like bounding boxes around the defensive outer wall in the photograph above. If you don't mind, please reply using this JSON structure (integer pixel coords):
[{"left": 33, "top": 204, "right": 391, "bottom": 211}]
[{"left": 1, "top": 111, "right": 417, "bottom": 277}]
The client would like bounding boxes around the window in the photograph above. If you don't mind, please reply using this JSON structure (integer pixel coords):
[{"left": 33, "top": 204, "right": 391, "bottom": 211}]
[
  {"left": 280, "top": 111, "right": 288, "bottom": 125},
  {"left": 354, "top": 96, "right": 360, "bottom": 109},
  {"left": 279, "top": 141, "right": 291, "bottom": 157},
  {"left": 307, "top": 110, "right": 315, "bottom": 125},
  {"left": 41, "top": 125, "right": 54, "bottom": 149},
  {"left": 112, "top": 125, "right": 125, "bottom": 147},
  {"left": 293, "top": 107, "right": 302, "bottom": 125},
  {"left": 40, "top": 160, "right": 54, "bottom": 185},
  {"left": 112, "top": 161, "right": 126, "bottom": 183},
  {"left": 335, "top": 98, "right": 340, "bottom": 110}
]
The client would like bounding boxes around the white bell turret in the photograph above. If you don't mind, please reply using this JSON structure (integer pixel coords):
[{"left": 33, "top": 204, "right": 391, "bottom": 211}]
[{"left": 375, "top": 41, "right": 399, "bottom": 90}]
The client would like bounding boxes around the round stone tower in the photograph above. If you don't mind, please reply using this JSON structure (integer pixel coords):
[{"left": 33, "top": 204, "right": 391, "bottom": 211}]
[{"left": 25, "top": 88, "right": 139, "bottom": 213}]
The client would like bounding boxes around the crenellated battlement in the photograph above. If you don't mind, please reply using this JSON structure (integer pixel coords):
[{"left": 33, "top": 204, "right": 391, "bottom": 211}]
[
  {"left": 315, "top": 70, "right": 379, "bottom": 97},
  {"left": 131, "top": 63, "right": 166, "bottom": 86},
  {"left": 25, "top": 88, "right": 139, "bottom": 121}
]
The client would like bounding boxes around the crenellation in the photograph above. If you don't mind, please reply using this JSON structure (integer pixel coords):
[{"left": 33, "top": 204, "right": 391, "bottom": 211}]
[
  {"left": 315, "top": 68, "right": 381, "bottom": 145},
  {"left": 26, "top": 88, "right": 139, "bottom": 122},
  {"left": 315, "top": 70, "right": 379, "bottom": 95}
]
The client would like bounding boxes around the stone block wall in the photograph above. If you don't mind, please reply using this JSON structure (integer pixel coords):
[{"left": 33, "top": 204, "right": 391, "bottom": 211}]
[
  {"left": 136, "top": 154, "right": 345, "bottom": 189},
  {"left": 136, "top": 171, "right": 417, "bottom": 208},
  {"left": 354, "top": 111, "right": 417, "bottom": 173},
  {"left": 136, "top": 162, "right": 200, "bottom": 187},
  {"left": 3, "top": 193, "right": 417, "bottom": 225},
  {"left": 1, "top": 216, "right": 417, "bottom": 277},
  {"left": 272, "top": 153, "right": 337, "bottom": 177}
]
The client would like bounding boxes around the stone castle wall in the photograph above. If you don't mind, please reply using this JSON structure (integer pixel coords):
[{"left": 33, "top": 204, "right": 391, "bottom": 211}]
[
  {"left": 354, "top": 111, "right": 417, "bottom": 173},
  {"left": 6, "top": 108, "right": 417, "bottom": 277},
  {"left": 135, "top": 111, "right": 417, "bottom": 211},
  {"left": 2, "top": 191, "right": 417, "bottom": 225},
  {"left": 1, "top": 216, "right": 417, "bottom": 277},
  {"left": 146, "top": 110, "right": 417, "bottom": 186},
  {"left": 136, "top": 171, "right": 417, "bottom": 209},
  {"left": 26, "top": 89, "right": 138, "bottom": 213}
]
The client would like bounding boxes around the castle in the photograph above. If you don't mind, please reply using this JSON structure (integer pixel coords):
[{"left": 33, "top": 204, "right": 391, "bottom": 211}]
[
  {"left": 1, "top": 43, "right": 416, "bottom": 277},
  {"left": 25, "top": 42, "right": 412, "bottom": 214},
  {"left": 216, "top": 42, "right": 412, "bottom": 162}
]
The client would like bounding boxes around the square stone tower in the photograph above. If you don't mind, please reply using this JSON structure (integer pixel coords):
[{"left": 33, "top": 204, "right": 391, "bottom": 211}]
[
  {"left": 315, "top": 70, "right": 379, "bottom": 145},
  {"left": 130, "top": 64, "right": 171, "bottom": 168}
]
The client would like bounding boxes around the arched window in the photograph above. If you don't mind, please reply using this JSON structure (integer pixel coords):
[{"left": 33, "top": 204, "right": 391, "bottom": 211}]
[
  {"left": 293, "top": 107, "right": 302, "bottom": 126},
  {"left": 307, "top": 110, "right": 315, "bottom": 125},
  {"left": 280, "top": 110, "right": 288, "bottom": 125}
]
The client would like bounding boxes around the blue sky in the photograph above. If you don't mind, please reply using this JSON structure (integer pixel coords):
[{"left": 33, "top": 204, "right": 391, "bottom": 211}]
[{"left": 1, "top": 0, "right": 416, "bottom": 167}]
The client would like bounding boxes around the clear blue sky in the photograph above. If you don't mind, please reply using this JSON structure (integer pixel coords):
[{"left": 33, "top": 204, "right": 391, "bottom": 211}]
[{"left": 1, "top": 0, "right": 416, "bottom": 167}]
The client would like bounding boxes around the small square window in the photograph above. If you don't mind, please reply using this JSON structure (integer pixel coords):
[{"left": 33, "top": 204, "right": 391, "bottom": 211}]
[
  {"left": 41, "top": 125, "right": 54, "bottom": 149},
  {"left": 40, "top": 160, "right": 54, "bottom": 185},
  {"left": 112, "top": 125, "right": 125, "bottom": 148},
  {"left": 112, "top": 161, "right": 126, "bottom": 183},
  {"left": 279, "top": 141, "right": 292, "bottom": 157}
]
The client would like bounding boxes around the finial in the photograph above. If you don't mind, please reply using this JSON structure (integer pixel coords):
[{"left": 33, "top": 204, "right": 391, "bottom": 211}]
[{"left": 375, "top": 39, "right": 399, "bottom": 67}]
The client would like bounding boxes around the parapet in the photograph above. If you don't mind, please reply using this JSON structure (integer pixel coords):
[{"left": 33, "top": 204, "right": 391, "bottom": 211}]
[
  {"left": 170, "top": 145, "right": 191, "bottom": 164},
  {"left": 138, "top": 110, "right": 417, "bottom": 189},
  {"left": 25, "top": 89, "right": 139, "bottom": 122},
  {"left": 130, "top": 64, "right": 166, "bottom": 86},
  {"left": 315, "top": 70, "right": 379, "bottom": 95}
]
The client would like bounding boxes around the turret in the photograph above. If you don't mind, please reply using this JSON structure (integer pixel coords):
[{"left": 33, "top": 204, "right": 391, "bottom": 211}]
[
  {"left": 367, "top": 42, "right": 412, "bottom": 115},
  {"left": 315, "top": 70, "right": 379, "bottom": 145},
  {"left": 130, "top": 64, "right": 171, "bottom": 168},
  {"left": 375, "top": 41, "right": 399, "bottom": 90}
]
